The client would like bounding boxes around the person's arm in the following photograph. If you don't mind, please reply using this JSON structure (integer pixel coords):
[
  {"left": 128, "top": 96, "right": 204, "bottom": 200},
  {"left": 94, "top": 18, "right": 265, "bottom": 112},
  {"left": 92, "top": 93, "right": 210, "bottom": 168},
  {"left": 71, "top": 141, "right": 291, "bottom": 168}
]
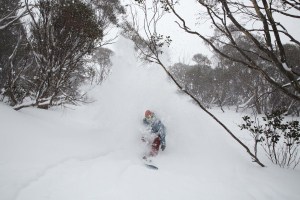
[
  {"left": 159, "top": 124, "right": 166, "bottom": 150},
  {"left": 143, "top": 118, "right": 149, "bottom": 125}
]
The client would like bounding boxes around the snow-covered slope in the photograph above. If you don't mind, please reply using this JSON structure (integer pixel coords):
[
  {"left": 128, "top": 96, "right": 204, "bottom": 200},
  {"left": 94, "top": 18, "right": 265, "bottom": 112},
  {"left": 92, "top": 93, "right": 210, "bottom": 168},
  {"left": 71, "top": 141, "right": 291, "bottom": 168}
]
[{"left": 1, "top": 38, "right": 300, "bottom": 200}]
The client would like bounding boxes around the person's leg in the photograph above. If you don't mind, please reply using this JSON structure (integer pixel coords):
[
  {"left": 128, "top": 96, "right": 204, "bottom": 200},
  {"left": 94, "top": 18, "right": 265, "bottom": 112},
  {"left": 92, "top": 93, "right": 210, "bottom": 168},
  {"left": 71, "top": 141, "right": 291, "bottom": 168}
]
[{"left": 150, "top": 136, "right": 161, "bottom": 156}]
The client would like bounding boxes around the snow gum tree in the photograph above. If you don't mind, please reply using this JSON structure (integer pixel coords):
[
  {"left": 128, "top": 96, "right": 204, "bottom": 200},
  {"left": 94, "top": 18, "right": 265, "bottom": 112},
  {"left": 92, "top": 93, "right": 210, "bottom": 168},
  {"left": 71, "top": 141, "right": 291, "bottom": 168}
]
[
  {"left": 0, "top": 0, "right": 30, "bottom": 105},
  {"left": 87, "top": 47, "right": 114, "bottom": 85},
  {"left": 1, "top": 0, "right": 125, "bottom": 109},
  {"left": 13, "top": 0, "right": 103, "bottom": 110},
  {"left": 170, "top": 40, "right": 300, "bottom": 116}
]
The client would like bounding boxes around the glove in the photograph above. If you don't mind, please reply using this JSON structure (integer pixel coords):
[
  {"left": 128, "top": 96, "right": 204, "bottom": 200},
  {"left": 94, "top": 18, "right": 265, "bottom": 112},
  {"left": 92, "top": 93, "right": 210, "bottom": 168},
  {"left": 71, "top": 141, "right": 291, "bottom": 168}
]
[{"left": 161, "top": 144, "right": 166, "bottom": 151}]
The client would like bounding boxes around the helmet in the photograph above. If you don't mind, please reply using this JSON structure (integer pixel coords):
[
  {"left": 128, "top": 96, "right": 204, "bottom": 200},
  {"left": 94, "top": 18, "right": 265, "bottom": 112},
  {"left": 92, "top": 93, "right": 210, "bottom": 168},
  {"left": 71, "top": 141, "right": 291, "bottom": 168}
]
[{"left": 145, "top": 110, "right": 153, "bottom": 118}]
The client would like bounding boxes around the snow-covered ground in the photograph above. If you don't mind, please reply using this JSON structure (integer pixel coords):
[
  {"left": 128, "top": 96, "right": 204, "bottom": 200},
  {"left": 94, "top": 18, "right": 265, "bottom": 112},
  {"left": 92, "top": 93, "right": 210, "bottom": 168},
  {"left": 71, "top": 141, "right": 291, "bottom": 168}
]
[{"left": 1, "top": 38, "right": 300, "bottom": 200}]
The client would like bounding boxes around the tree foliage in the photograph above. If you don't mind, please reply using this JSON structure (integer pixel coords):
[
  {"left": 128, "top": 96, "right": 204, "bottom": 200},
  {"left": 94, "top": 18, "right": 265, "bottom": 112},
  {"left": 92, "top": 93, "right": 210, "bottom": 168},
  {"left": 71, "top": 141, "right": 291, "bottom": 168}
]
[
  {"left": 171, "top": 42, "right": 300, "bottom": 116},
  {"left": 91, "top": 0, "right": 125, "bottom": 26},
  {"left": 87, "top": 47, "right": 114, "bottom": 85},
  {"left": 240, "top": 112, "right": 300, "bottom": 169},
  {"left": 12, "top": 0, "right": 103, "bottom": 109},
  {"left": 0, "top": 0, "right": 124, "bottom": 110},
  {"left": 0, "top": 0, "right": 30, "bottom": 105},
  {"left": 192, "top": 53, "right": 211, "bottom": 66}
]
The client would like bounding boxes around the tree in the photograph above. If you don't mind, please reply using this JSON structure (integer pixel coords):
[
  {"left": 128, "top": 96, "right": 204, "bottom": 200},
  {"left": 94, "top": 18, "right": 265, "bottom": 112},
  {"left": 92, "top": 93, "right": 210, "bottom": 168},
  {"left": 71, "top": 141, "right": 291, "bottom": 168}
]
[
  {"left": 160, "top": 0, "right": 300, "bottom": 102},
  {"left": 0, "top": 0, "right": 30, "bottom": 105},
  {"left": 172, "top": 43, "right": 300, "bottom": 116},
  {"left": 192, "top": 53, "right": 211, "bottom": 66},
  {"left": 1, "top": 0, "right": 124, "bottom": 109},
  {"left": 89, "top": 0, "right": 125, "bottom": 45},
  {"left": 170, "top": 57, "right": 216, "bottom": 107},
  {"left": 90, "top": 0, "right": 125, "bottom": 26},
  {"left": 87, "top": 47, "right": 114, "bottom": 85},
  {"left": 284, "top": 43, "right": 300, "bottom": 76},
  {"left": 14, "top": 0, "right": 103, "bottom": 110},
  {"left": 214, "top": 34, "right": 300, "bottom": 115},
  {"left": 0, "top": 0, "right": 27, "bottom": 30},
  {"left": 240, "top": 113, "right": 300, "bottom": 169}
]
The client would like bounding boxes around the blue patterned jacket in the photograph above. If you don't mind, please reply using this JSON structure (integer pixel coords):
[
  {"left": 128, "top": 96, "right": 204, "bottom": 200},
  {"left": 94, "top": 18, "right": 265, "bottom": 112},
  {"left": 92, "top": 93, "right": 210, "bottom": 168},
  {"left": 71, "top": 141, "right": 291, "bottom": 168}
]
[{"left": 143, "top": 115, "right": 166, "bottom": 147}]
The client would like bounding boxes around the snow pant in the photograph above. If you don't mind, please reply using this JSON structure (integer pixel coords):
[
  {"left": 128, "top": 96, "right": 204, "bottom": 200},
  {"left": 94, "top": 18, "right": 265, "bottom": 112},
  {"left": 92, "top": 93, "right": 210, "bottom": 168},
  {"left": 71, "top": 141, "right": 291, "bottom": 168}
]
[{"left": 150, "top": 136, "right": 161, "bottom": 156}]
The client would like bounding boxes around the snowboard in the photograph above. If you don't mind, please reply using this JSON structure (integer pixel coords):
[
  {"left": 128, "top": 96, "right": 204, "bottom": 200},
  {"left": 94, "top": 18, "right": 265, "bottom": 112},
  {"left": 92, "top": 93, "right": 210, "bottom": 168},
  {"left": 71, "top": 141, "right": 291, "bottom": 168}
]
[
  {"left": 145, "top": 163, "right": 158, "bottom": 170},
  {"left": 142, "top": 157, "right": 158, "bottom": 170}
]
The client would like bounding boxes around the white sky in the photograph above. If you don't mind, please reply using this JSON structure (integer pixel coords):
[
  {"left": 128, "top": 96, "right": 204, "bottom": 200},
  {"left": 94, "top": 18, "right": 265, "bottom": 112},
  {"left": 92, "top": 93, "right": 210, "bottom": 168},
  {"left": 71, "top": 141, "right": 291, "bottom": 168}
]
[{"left": 157, "top": 0, "right": 214, "bottom": 63}]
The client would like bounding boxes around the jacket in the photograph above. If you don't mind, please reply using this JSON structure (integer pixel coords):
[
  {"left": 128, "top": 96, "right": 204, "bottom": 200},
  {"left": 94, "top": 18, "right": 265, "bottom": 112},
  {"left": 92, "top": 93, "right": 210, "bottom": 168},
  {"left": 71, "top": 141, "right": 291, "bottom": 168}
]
[{"left": 143, "top": 115, "right": 166, "bottom": 147}]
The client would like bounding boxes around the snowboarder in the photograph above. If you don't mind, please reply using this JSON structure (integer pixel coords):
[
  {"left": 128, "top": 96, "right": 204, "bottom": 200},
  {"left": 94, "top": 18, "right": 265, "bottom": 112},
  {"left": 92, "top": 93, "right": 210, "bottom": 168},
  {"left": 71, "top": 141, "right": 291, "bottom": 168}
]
[{"left": 142, "top": 110, "right": 166, "bottom": 158}]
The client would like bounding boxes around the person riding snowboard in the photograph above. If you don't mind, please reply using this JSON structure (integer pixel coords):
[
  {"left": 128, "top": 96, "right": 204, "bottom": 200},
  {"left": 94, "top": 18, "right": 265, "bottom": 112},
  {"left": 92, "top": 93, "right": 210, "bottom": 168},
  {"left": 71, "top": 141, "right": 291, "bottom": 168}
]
[{"left": 142, "top": 110, "right": 166, "bottom": 157}]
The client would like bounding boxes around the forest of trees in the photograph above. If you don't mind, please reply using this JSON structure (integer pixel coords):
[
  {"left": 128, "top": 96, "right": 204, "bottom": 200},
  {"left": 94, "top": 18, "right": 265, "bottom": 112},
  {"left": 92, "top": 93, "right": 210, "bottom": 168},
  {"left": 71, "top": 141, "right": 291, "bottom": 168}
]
[
  {"left": 170, "top": 41, "right": 300, "bottom": 116},
  {"left": 0, "top": 0, "right": 124, "bottom": 110},
  {"left": 1, "top": 0, "right": 300, "bottom": 117},
  {"left": 125, "top": 0, "right": 300, "bottom": 116}
]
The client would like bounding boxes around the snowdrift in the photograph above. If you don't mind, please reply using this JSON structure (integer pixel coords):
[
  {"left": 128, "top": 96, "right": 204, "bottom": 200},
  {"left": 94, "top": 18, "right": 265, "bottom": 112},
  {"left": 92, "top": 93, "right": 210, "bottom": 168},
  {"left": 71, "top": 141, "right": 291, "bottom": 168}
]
[{"left": 0, "top": 37, "right": 300, "bottom": 200}]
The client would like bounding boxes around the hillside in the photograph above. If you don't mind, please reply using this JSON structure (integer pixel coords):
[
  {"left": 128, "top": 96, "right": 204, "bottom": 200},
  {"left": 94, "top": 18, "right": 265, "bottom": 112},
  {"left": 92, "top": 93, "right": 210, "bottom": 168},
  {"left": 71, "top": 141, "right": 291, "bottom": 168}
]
[{"left": 0, "top": 37, "right": 299, "bottom": 200}]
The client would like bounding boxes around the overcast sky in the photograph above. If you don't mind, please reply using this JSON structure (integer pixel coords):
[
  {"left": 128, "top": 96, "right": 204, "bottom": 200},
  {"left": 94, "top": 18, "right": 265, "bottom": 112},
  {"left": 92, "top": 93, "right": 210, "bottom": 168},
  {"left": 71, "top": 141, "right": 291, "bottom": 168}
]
[{"left": 157, "top": 1, "right": 213, "bottom": 64}]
